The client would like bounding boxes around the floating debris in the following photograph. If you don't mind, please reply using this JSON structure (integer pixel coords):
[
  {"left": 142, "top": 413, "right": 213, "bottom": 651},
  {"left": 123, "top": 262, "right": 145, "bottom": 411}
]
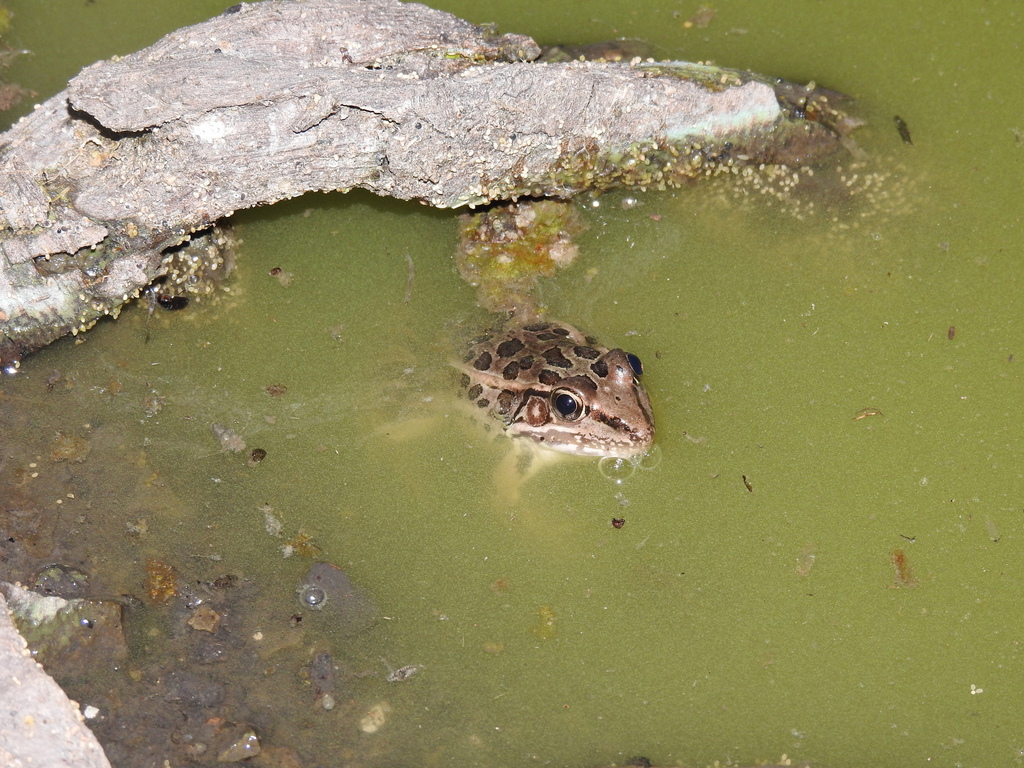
[
  {"left": 853, "top": 408, "right": 883, "bottom": 420},
  {"left": 985, "top": 515, "right": 1000, "bottom": 543},
  {"left": 795, "top": 543, "right": 817, "bottom": 577},
  {"left": 282, "top": 530, "right": 322, "bottom": 558},
  {"left": 247, "top": 448, "right": 267, "bottom": 467},
  {"left": 891, "top": 548, "right": 918, "bottom": 588},
  {"left": 403, "top": 253, "right": 415, "bottom": 304},
  {"left": 894, "top": 115, "right": 913, "bottom": 145},
  {"left": 531, "top": 605, "right": 557, "bottom": 640},
  {"left": 211, "top": 423, "right": 246, "bottom": 453},
  {"left": 682, "top": 5, "right": 716, "bottom": 29},
  {"left": 359, "top": 702, "right": 392, "bottom": 734},
  {"left": 145, "top": 558, "right": 179, "bottom": 604},
  {"left": 187, "top": 604, "right": 222, "bottom": 633},
  {"left": 311, "top": 652, "right": 336, "bottom": 709},
  {"left": 611, "top": 518, "right": 626, "bottom": 529},
  {"left": 141, "top": 391, "right": 165, "bottom": 417},
  {"left": 260, "top": 504, "right": 283, "bottom": 537},
  {"left": 269, "top": 266, "right": 293, "bottom": 287},
  {"left": 384, "top": 662, "right": 424, "bottom": 682}
]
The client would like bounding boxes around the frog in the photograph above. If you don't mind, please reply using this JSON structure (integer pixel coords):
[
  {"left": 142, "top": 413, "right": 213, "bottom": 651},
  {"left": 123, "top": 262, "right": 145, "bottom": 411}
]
[{"left": 455, "top": 320, "right": 654, "bottom": 459}]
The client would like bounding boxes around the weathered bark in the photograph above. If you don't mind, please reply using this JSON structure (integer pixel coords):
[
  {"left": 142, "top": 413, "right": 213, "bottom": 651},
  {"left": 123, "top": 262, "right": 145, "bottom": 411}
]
[{"left": 0, "top": 0, "right": 853, "bottom": 368}]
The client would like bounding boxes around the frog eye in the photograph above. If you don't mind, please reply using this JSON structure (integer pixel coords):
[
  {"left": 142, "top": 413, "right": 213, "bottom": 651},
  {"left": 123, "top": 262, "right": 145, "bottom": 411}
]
[
  {"left": 551, "top": 389, "right": 584, "bottom": 421},
  {"left": 626, "top": 353, "right": 644, "bottom": 376}
]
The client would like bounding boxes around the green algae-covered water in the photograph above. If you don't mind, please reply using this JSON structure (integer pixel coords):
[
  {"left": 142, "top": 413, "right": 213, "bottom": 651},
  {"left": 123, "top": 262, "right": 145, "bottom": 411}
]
[{"left": 2, "top": 1, "right": 1023, "bottom": 766}]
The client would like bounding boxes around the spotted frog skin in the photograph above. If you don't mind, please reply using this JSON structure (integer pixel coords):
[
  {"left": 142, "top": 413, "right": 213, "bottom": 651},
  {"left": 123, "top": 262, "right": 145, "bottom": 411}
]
[{"left": 455, "top": 321, "right": 655, "bottom": 458}]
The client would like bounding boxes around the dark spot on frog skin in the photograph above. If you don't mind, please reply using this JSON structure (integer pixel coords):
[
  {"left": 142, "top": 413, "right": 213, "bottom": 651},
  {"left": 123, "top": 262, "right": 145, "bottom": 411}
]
[
  {"left": 538, "top": 370, "right": 561, "bottom": 386},
  {"left": 517, "top": 355, "right": 534, "bottom": 369},
  {"left": 541, "top": 347, "right": 573, "bottom": 368},
  {"left": 467, "top": 383, "right": 483, "bottom": 400},
  {"left": 573, "top": 345, "right": 600, "bottom": 360},
  {"left": 473, "top": 351, "right": 492, "bottom": 370},
  {"left": 502, "top": 361, "right": 521, "bottom": 380},
  {"left": 460, "top": 373, "right": 470, "bottom": 389},
  {"left": 496, "top": 338, "right": 525, "bottom": 357},
  {"left": 590, "top": 360, "right": 609, "bottom": 378},
  {"left": 477, "top": 398, "right": 490, "bottom": 408},
  {"left": 523, "top": 323, "right": 550, "bottom": 332}
]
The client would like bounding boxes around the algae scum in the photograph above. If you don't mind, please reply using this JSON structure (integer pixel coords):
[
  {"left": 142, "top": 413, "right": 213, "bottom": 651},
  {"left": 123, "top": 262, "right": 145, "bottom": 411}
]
[{"left": 3, "top": 0, "right": 1024, "bottom": 767}]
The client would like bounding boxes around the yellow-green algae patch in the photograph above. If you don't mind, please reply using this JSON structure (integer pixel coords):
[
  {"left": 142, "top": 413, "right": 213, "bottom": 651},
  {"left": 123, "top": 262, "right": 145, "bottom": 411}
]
[{"left": 456, "top": 199, "right": 583, "bottom": 315}]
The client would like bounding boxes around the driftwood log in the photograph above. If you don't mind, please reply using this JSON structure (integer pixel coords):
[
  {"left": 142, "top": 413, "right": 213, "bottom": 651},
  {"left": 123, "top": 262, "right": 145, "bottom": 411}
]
[{"left": 0, "top": 0, "right": 853, "bottom": 368}]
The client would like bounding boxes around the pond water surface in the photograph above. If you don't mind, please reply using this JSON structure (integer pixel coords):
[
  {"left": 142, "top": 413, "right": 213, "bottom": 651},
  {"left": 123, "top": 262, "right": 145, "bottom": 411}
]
[{"left": 1, "top": 1, "right": 1023, "bottom": 767}]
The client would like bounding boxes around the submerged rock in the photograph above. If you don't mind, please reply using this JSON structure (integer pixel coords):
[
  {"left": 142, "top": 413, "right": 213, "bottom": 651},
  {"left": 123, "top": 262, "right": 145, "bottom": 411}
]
[
  {"left": 32, "top": 564, "right": 91, "bottom": 599},
  {"left": 216, "top": 726, "right": 261, "bottom": 762},
  {"left": 0, "top": 581, "right": 127, "bottom": 680},
  {"left": 297, "top": 562, "right": 377, "bottom": 636}
]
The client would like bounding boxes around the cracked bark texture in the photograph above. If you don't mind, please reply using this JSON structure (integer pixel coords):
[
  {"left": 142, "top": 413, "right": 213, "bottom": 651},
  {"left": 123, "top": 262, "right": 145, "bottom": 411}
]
[{"left": 0, "top": 0, "right": 851, "bottom": 368}]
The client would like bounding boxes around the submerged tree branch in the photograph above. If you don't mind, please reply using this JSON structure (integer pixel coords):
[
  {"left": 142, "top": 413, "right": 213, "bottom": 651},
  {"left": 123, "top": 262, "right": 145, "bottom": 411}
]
[{"left": 0, "top": 0, "right": 856, "bottom": 368}]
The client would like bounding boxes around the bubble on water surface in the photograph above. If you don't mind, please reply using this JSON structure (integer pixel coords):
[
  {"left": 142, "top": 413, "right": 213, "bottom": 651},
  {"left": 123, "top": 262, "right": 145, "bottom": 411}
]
[
  {"left": 297, "top": 584, "right": 327, "bottom": 609},
  {"left": 634, "top": 444, "right": 662, "bottom": 471},
  {"left": 599, "top": 456, "right": 636, "bottom": 484}
]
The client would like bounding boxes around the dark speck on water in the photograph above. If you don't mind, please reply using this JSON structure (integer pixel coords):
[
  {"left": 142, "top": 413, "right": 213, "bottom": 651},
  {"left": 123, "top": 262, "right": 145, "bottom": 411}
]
[{"left": 894, "top": 115, "right": 913, "bottom": 145}]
